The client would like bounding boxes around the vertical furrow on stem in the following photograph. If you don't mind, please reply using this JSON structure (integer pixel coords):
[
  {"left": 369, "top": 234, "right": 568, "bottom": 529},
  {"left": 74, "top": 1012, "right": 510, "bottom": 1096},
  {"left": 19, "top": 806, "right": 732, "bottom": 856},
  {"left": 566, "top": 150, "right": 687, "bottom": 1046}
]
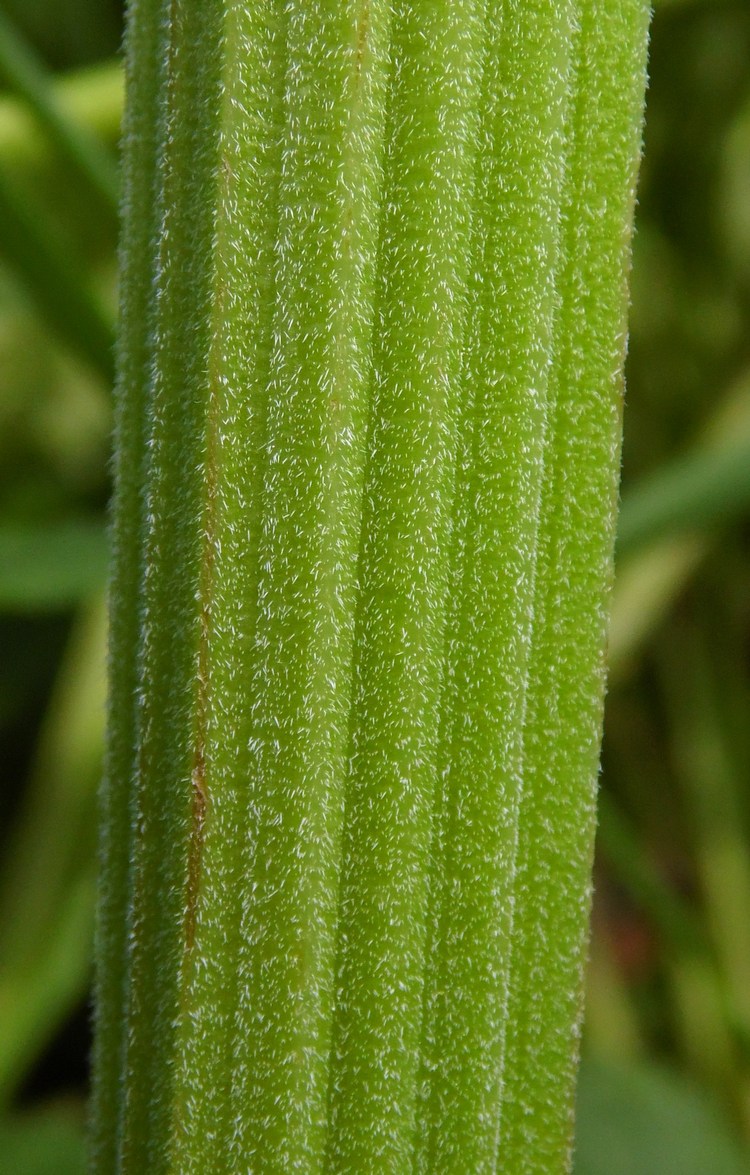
[
  {"left": 414, "top": 3, "right": 579, "bottom": 1171},
  {"left": 223, "top": 2, "right": 393, "bottom": 1170},
  {"left": 166, "top": 2, "right": 290, "bottom": 1170},
  {"left": 116, "top": 1, "right": 224, "bottom": 1169},
  {"left": 497, "top": 3, "right": 650, "bottom": 1171},
  {"left": 325, "top": 2, "right": 484, "bottom": 1168},
  {"left": 90, "top": 0, "right": 169, "bottom": 1169}
]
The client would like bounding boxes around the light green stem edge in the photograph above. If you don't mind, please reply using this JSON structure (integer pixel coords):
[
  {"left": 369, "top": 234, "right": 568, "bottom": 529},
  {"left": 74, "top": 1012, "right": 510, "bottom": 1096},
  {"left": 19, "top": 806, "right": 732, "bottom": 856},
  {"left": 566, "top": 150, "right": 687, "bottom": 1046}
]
[{"left": 92, "top": 2, "right": 651, "bottom": 1172}]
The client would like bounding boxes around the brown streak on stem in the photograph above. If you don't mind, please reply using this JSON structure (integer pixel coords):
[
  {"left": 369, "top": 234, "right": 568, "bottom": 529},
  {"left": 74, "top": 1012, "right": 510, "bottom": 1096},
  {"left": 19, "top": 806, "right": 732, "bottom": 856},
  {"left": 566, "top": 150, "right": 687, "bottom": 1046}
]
[
  {"left": 354, "top": 0, "right": 370, "bottom": 84},
  {"left": 182, "top": 265, "right": 225, "bottom": 954},
  {"left": 185, "top": 736, "right": 208, "bottom": 950}
]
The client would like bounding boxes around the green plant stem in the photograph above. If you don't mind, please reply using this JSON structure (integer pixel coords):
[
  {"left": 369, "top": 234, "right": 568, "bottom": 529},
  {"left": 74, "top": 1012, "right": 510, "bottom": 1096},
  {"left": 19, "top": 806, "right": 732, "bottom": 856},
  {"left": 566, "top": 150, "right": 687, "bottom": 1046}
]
[
  {"left": 175, "top": 4, "right": 392, "bottom": 1168},
  {"left": 90, "top": 0, "right": 169, "bottom": 1167},
  {"left": 93, "top": 2, "right": 650, "bottom": 1171},
  {"left": 413, "top": 3, "right": 578, "bottom": 1169},
  {"left": 498, "top": 3, "right": 650, "bottom": 1166}
]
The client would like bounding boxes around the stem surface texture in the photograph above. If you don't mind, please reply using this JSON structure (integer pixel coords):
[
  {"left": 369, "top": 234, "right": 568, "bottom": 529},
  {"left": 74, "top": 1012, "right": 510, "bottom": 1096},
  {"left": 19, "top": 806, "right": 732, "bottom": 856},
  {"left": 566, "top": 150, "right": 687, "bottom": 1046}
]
[{"left": 93, "top": 2, "right": 651, "bottom": 1172}]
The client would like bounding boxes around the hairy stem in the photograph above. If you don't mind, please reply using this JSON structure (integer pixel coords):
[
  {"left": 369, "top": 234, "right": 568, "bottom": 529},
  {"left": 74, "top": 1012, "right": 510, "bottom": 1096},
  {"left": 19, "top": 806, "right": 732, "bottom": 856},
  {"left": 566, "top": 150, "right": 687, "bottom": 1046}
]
[{"left": 93, "top": 2, "right": 650, "bottom": 1171}]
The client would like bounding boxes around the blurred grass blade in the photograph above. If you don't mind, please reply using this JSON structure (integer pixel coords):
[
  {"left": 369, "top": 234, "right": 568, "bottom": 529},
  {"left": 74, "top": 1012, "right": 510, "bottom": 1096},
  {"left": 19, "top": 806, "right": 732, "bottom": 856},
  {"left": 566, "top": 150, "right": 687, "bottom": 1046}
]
[
  {"left": 608, "top": 534, "right": 705, "bottom": 679},
  {"left": 0, "top": 8, "right": 118, "bottom": 214},
  {"left": 0, "top": 59, "right": 122, "bottom": 172},
  {"left": 0, "top": 521, "right": 108, "bottom": 611},
  {"left": 668, "top": 951, "right": 738, "bottom": 1114},
  {"left": 663, "top": 620, "right": 750, "bottom": 1123},
  {"left": 617, "top": 436, "right": 750, "bottom": 554},
  {"left": 597, "top": 793, "right": 707, "bottom": 958},
  {"left": 610, "top": 371, "right": 750, "bottom": 675},
  {"left": 0, "top": 600, "right": 105, "bottom": 1104},
  {"left": 0, "top": 170, "right": 115, "bottom": 383},
  {"left": 0, "top": 871, "right": 94, "bottom": 1109}
]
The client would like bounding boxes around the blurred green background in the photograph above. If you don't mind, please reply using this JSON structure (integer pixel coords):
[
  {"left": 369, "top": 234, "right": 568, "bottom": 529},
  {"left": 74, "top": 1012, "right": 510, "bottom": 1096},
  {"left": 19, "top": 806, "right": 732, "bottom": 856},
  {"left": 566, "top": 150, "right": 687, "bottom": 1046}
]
[{"left": 0, "top": 1, "right": 748, "bottom": 1170}]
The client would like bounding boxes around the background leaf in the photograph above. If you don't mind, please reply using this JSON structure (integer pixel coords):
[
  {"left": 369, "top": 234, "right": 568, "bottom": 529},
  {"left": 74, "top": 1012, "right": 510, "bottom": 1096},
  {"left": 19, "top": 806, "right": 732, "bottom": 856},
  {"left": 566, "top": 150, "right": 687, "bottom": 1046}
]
[{"left": 575, "top": 1058, "right": 750, "bottom": 1175}]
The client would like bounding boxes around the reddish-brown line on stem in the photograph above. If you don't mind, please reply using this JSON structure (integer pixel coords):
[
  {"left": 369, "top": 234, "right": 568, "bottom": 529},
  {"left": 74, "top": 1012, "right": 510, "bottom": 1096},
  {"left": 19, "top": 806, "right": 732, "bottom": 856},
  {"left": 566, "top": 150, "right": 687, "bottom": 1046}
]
[{"left": 183, "top": 259, "right": 226, "bottom": 952}]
